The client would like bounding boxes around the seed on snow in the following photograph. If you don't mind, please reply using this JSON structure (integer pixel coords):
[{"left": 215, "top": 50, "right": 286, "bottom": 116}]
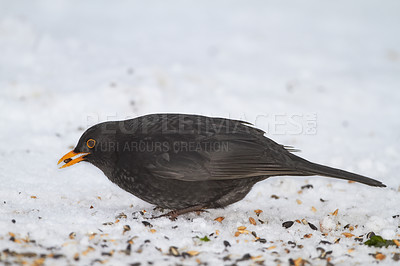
[
  {"left": 342, "top": 233, "right": 354, "bottom": 238},
  {"left": 214, "top": 217, "right": 224, "bottom": 223},
  {"left": 254, "top": 209, "right": 263, "bottom": 216},
  {"left": 169, "top": 246, "right": 180, "bottom": 257},
  {"left": 282, "top": 221, "right": 294, "bottom": 228},
  {"left": 69, "top": 232, "right": 76, "bottom": 239},
  {"left": 123, "top": 225, "right": 131, "bottom": 234},
  {"left": 249, "top": 217, "right": 256, "bottom": 225}
]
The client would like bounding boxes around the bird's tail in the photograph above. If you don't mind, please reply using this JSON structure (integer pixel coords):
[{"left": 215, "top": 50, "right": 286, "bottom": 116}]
[{"left": 292, "top": 156, "right": 386, "bottom": 187}]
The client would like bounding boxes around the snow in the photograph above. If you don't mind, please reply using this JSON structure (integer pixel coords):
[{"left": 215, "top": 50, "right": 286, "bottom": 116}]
[{"left": 1, "top": 0, "right": 400, "bottom": 265}]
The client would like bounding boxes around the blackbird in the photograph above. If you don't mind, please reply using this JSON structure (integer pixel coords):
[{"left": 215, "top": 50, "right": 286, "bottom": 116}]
[{"left": 58, "top": 113, "right": 385, "bottom": 219}]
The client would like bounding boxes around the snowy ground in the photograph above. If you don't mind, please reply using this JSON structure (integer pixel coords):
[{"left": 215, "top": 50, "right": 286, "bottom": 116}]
[{"left": 1, "top": 0, "right": 400, "bottom": 265}]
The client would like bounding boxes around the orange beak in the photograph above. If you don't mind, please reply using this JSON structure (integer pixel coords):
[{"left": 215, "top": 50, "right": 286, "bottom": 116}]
[{"left": 58, "top": 150, "right": 90, "bottom": 169}]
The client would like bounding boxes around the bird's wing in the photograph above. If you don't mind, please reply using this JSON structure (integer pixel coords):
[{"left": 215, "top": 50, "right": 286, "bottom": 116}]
[{"left": 144, "top": 133, "right": 305, "bottom": 181}]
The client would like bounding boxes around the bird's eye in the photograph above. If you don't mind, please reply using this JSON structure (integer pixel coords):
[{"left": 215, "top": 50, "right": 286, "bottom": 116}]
[{"left": 87, "top": 139, "right": 96, "bottom": 149}]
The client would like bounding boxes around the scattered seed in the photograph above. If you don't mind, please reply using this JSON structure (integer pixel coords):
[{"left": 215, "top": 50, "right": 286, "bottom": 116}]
[
  {"left": 304, "top": 234, "right": 312, "bottom": 238},
  {"left": 237, "top": 226, "right": 246, "bottom": 230},
  {"left": 342, "top": 233, "right": 354, "bottom": 238},
  {"left": 308, "top": 223, "right": 318, "bottom": 230},
  {"left": 320, "top": 198, "right": 326, "bottom": 202},
  {"left": 69, "top": 232, "right": 76, "bottom": 239},
  {"left": 177, "top": 251, "right": 188, "bottom": 259},
  {"left": 284, "top": 248, "right": 290, "bottom": 254},
  {"left": 393, "top": 239, "right": 400, "bottom": 247},
  {"left": 254, "top": 210, "right": 263, "bottom": 216},
  {"left": 88, "top": 233, "right": 96, "bottom": 240},
  {"left": 311, "top": 207, "right": 317, "bottom": 212},
  {"left": 324, "top": 250, "right": 333, "bottom": 258},
  {"left": 251, "top": 255, "right": 263, "bottom": 262},
  {"left": 116, "top": 213, "right": 127, "bottom": 219},
  {"left": 33, "top": 258, "right": 45, "bottom": 265},
  {"left": 290, "top": 257, "right": 305, "bottom": 266},
  {"left": 374, "top": 253, "right": 386, "bottom": 260},
  {"left": 142, "top": 221, "right": 153, "bottom": 227},
  {"left": 296, "top": 199, "right": 302, "bottom": 205},
  {"left": 123, "top": 225, "right": 131, "bottom": 234},
  {"left": 224, "top": 240, "right": 231, "bottom": 247},
  {"left": 393, "top": 253, "right": 400, "bottom": 261},
  {"left": 271, "top": 195, "right": 279, "bottom": 199},
  {"left": 90, "top": 205, "right": 94, "bottom": 209},
  {"left": 187, "top": 251, "right": 199, "bottom": 256},
  {"left": 282, "top": 221, "right": 294, "bottom": 228},
  {"left": 319, "top": 240, "right": 332, "bottom": 245},
  {"left": 214, "top": 217, "right": 224, "bottom": 223},
  {"left": 150, "top": 229, "right": 156, "bottom": 233},
  {"left": 331, "top": 209, "right": 339, "bottom": 216},
  {"left": 354, "top": 237, "right": 363, "bottom": 242},
  {"left": 82, "top": 247, "right": 95, "bottom": 256},
  {"left": 124, "top": 244, "right": 131, "bottom": 254},
  {"left": 334, "top": 238, "right": 340, "bottom": 244},
  {"left": 301, "top": 184, "right": 313, "bottom": 189},
  {"left": 11, "top": 219, "right": 16, "bottom": 224},
  {"left": 169, "top": 246, "right": 180, "bottom": 257},
  {"left": 237, "top": 253, "right": 251, "bottom": 262},
  {"left": 249, "top": 217, "right": 256, "bottom": 225},
  {"left": 318, "top": 248, "right": 332, "bottom": 259},
  {"left": 257, "top": 238, "right": 267, "bottom": 244},
  {"left": 31, "top": 196, "right": 37, "bottom": 199},
  {"left": 268, "top": 246, "right": 276, "bottom": 250},
  {"left": 295, "top": 219, "right": 301, "bottom": 223}
]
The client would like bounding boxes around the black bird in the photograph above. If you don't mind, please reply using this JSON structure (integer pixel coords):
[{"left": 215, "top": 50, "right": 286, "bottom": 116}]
[{"left": 58, "top": 114, "right": 385, "bottom": 219}]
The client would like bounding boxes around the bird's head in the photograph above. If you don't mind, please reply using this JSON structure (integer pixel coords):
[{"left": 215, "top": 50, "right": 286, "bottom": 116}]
[{"left": 58, "top": 122, "right": 119, "bottom": 171}]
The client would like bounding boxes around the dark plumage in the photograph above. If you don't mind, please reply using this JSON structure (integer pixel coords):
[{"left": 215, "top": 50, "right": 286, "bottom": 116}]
[{"left": 58, "top": 113, "right": 385, "bottom": 218}]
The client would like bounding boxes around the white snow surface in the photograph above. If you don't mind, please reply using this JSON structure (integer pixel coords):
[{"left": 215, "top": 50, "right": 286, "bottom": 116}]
[{"left": 1, "top": 1, "right": 400, "bottom": 265}]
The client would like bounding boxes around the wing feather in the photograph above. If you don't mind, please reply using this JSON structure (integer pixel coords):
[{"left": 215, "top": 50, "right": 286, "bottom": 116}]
[{"left": 145, "top": 133, "right": 305, "bottom": 181}]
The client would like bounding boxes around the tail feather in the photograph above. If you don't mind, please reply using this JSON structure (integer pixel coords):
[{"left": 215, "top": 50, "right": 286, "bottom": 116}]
[{"left": 293, "top": 156, "right": 386, "bottom": 187}]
